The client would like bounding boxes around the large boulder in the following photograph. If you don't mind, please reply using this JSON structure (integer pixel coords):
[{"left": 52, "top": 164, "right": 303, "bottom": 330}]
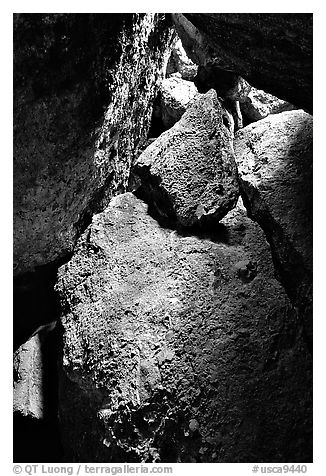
[
  {"left": 234, "top": 110, "right": 313, "bottom": 346},
  {"left": 159, "top": 74, "right": 198, "bottom": 129},
  {"left": 172, "top": 13, "right": 312, "bottom": 113},
  {"left": 134, "top": 89, "right": 239, "bottom": 227},
  {"left": 55, "top": 193, "right": 312, "bottom": 463},
  {"left": 240, "top": 87, "right": 297, "bottom": 123},
  {"left": 14, "top": 13, "right": 173, "bottom": 275}
]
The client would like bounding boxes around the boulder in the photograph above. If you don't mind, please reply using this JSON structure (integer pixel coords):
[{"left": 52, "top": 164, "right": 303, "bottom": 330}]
[
  {"left": 14, "top": 335, "right": 44, "bottom": 419},
  {"left": 134, "top": 89, "right": 239, "bottom": 227},
  {"left": 166, "top": 38, "right": 198, "bottom": 80},
  {"left": 234, "top": 110, "right": 313, "bottom": 345},
  {"left": 13, "top": 326, "right": 62, "bottom": 462},
  {"left": 159, "top": 74, "right": 198, "bottom": 129},
  {"left": 172, "top": 13, "right": 312, "bottom": 112},
  {"left": 14, "top": 322, "right": 59, "bottom": 419},
  {"left": 14, "top": 13, "right": 174, "bottom": 275},
  {"left": 55, "top": 193, "right": 312, "bottom": 463},
  {"left": 240, "top": 87, "right": 297, "bottom": 123}
]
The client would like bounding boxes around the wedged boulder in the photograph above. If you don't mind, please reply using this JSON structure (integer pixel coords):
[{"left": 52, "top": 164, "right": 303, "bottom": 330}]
[
  {"left": 56, "top": 193, "right": 312, "bottom": 463},
  {"left": 159, "top": 74, "right": 198, "bottom": 129},
  {"left": 166, "top": 37, "right": 198, "bottom": 80},
  {"left": 172, "top": 13, "right": 312, "bottom": 112},
  {"left": 14, "top": 13, "right": 173, "bottom": 275},
  {"left": 234, "top": 110, "right": 313, "bottom": 345},
  {"left": 134, "top": 89, "right": 239, "bottom": 227},
  {"left": 240, "top": 87, "right": 297, "bottom": 123}
]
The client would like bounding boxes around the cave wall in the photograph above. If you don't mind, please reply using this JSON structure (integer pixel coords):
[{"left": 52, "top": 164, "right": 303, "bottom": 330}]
[
  {"left": 14, "top": 13, "right": 174, "bottom": 276},
  {"left": 174, "top": 13, "right": 312, "bottom": 112},
  {"left": 13, "top": 13, "right": 313, "bottom": 464}
]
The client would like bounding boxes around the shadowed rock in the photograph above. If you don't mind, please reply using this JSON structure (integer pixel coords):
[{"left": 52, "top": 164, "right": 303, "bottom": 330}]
[
  {"left": 166, "top": 37, "right": 198, "bottom": 80},
  {"left": 14, "top": 13, "right": 174, "bottom": 275},
  {"left": 234, "top": 110, "right": 313, "bottom": 347},
  {"left": 173, "top": 13, "right": 312, "bottom": 113}
]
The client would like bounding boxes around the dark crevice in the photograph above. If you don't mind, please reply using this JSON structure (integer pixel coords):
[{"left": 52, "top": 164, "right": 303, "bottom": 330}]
[
  {"left": 13, "top": 253, "right": 72, "bottom": 462},
  {"left": 74, "top": 170, "right": 115, "bottom": 237},
  {"left": 13, "top": 411, "right": 63, "bottom": 462},
  {"left": 13, "top": 253, "right": 72, "bottom": 352},
  {"left": 148, "top": 93, "right": 166, "bottom": 139}
]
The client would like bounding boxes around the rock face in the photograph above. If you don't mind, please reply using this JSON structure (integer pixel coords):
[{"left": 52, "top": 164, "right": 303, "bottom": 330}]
[
  {"left": 234, "top": 110, "right": 313, "bottom": 346},
  {"left": 172, "top": 13, "right": 312, "bottom": 112},
  {"left": 240, "top": 87, "right": 297, "bottom": 123},
  {"left": 13, "top": 327, "right": 62, "bottom": 462},
  {"left": 166, "top": 38, "right": 198, "bottom": 80},
  {"left": 134, "top": 89, "right": 239, "bottom": 227},
  {"left": 56, "top": 193, "right": 312, "bottom": 463},
  {"left": 14, "top": 13, "right": 173, "bottom": 275},
  {"left": 159, "top": 74, "right": 198, "bottom": 129},
  {"left": 14, "top": 335, "right": 44, "bottom": 419}
]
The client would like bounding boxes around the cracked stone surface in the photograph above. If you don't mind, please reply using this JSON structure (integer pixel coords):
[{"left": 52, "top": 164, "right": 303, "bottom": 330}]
[
  {"left": 55, "top": 193, "right": 312, "bottom": 463},
  {"left": 134, "top": 89, "right": 239, "bottom": 227}
]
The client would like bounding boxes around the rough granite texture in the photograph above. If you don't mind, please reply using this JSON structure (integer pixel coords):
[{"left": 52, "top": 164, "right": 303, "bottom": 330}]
[
  {"left": 14, "top": 13, "right": 173, "bottom": 275},
  {"left": 234, "top": 110, "right": 313, "bottom": 346},
  {"left": 55, "top": 193, "right": 312, "bottom": 463},
  {"left": 14, "top": 335, "right": 44, "bottom": 419},
  {"left": 134, "top": 89, "right": 239, "bottom": 227},
  {"left": 173, "top": 13, "right": 312, "bottom": 112},
  {"left": 240, "top": 87, "right": 297, "bottom": 123},
  {"left": 159, "top": 74, "right": 198, "bottom": 129}
]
